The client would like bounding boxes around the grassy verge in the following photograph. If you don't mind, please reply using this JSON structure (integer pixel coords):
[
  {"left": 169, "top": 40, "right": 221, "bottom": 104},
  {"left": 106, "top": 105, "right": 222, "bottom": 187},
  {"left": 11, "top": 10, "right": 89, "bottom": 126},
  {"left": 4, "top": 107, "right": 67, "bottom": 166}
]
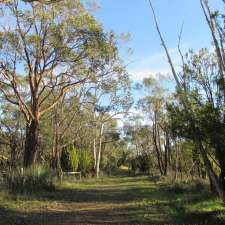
[{"left": 0, "top": 176, "right": 224, "bottom": 225}]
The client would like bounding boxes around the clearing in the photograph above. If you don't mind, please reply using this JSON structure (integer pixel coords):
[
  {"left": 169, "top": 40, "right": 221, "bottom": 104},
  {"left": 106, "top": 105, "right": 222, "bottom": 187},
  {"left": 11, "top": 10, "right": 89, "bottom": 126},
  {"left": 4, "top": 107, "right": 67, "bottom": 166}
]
[{"left": 0, "top": 176, "right": 225, "bottom": 225}]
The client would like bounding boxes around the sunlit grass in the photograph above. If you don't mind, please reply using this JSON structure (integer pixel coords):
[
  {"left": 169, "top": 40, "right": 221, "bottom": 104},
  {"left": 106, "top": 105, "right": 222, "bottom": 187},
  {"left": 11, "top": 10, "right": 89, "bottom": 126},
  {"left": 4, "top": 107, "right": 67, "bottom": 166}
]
[{"left": 0, "top": 176, "right": 224, "bottom": 224}]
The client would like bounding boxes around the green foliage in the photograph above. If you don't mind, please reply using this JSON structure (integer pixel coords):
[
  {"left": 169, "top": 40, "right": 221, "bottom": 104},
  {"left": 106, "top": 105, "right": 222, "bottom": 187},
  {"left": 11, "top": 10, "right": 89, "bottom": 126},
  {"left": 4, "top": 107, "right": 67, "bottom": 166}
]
[
  {"left": 100, "top": 153, "right": 118, "bottom": 174},
  {"left": 100, "top": 154, "right": 108, "bottom": 171},
  {"left": 105, "top": 154, "right": 119, "bottom": 174},
  {"left": 6, "top": 165, "right": 54, "bottom": 194},
  {"left": 131, "top": 154, "right": 153, "bottom": 174},
  {"left": 60, "top": 145, "right": 79, "bottom": 172},
  {"left": 137, "top": 154, "right": 153, "bottom": 173},
  {"left": 117, "top": 149, "right": 132, "bottom": 167},
  {"left": 100, "top": 141, "right": 129, "bottom": 175},
  {"left": 78, "top": 149, "right": 93, "bottom": 176},
  {"left": 131, "top": 157, "right": 138, "bottom": 174}
]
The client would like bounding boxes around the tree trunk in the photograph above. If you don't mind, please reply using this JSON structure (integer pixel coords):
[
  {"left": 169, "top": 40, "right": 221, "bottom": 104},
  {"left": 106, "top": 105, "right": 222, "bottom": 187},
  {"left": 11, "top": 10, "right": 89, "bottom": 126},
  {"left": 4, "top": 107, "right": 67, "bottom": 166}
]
[
  {"left": 95, "top": 149, "right": 101, "bottom": 178},
  {"left": 51, "top": 117, "right": 60, "bottom": 171},
  {"left": 164, "top": 132, "right": 170, "bottom": 175},
  {"left": 216, "top": 149, "right": 225, "bottom": 195},
  {"left": 23, "top": 119, "right": 39, "bottom": 167},
  {"left": 10, "top": 140, "right": 17, "bottom": 169},
  {"left": 95, "top": 123, "right": 104, "bottom": 178},
  {"left": 93, "top": 137, "right": 97, "bottom": 169},
  {"left": 152, "top": 118, "right": 164, "bottom": 175},
  {"left": 198, "top": 143, "right": 225, "bottom": 202},
  {"left": 212, "top": 138, "right": 225, "bottom": 196}
]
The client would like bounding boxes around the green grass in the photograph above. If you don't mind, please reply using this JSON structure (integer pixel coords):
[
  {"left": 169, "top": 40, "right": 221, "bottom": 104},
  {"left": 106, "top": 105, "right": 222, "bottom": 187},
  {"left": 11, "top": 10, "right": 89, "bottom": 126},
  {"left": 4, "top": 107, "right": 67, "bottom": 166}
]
[{"left": 0, "top": 176, "right": 224, "bottom": 225}]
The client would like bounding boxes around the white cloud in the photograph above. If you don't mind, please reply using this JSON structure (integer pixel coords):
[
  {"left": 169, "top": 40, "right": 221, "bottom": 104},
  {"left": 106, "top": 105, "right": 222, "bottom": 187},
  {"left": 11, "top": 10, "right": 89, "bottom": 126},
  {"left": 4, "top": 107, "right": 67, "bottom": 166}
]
[
  {"left": 129, "top": 69, "right": 172, "bottom": 81},
  {"left": 128, "top": 46, "right": 185, "bottom": 81}
]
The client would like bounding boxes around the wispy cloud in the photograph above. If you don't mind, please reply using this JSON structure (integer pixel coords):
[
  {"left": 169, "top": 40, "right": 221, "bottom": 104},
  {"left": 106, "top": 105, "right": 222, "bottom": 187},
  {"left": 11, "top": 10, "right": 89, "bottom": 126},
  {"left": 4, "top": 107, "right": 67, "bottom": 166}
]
[
  {"left": 129, "top": 69, "right": 172, "bottom": 81},
  {"left": 128, "top": 46, "right": 185, "bottom": 81}
]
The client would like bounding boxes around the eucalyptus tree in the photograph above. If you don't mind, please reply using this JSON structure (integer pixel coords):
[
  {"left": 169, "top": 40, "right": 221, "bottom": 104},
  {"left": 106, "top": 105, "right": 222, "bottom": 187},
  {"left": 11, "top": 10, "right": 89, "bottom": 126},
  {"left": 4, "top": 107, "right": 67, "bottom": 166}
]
[
  {"left": 86, "top": 66, "right": 132, "bottom": 177},
  {"left": 148, "top": 0, "right": 225, "bottom": 201},
  {"left": 167, "top": 49, "right": 225, "bottom": 194},
  {"left": 0, "top": 0, "right": 117, "bottom": 167},
  {"left": 0, "top": 102, "right": 25, "bottom": 168},
  {"left": 200, "top": 0, "right": 225, "bottom": 108},
  {"left": 138, "top": 77, "right": 172, "bottom": 175}
]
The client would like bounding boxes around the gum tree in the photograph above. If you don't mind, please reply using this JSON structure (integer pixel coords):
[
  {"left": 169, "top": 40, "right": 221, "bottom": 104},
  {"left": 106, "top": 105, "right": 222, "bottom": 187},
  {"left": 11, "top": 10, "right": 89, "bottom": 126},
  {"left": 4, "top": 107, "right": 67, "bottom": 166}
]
[{"left": 0, "top": 0, "right": 117, "bottom": 167}]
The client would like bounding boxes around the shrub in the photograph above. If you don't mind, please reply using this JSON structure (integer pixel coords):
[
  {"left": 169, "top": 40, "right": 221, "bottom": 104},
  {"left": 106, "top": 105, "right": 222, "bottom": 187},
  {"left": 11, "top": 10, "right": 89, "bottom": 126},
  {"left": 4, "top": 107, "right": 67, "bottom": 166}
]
[
  {"left": 105, "top": 155, "right": 119, "bottom": 174},
  {"left": 130, "top": 154, "right": 153, "bottom": 174},
  {"left": 78, "top": 149, "right": 93, "bottom": 176},
  {"left": 6, "top": 165, "right": 54, "bottom": 194},
  {"left": 100, "top": 154, "right": 108, "bottom": 171},
  {"left": 100, "top": 154, "right": 118, "bottom": 175},
  {"left": 168, "top": 183, "right": 186, "bottom": 194},
  {"left": 137, "top": 154, "right": 152, "bottom": 173},
  {"left": 130, "top": 158, "right": 138, "bottom": 174},
  {"left": 60, "top": 145, "right": 79, "bottom": 172}
]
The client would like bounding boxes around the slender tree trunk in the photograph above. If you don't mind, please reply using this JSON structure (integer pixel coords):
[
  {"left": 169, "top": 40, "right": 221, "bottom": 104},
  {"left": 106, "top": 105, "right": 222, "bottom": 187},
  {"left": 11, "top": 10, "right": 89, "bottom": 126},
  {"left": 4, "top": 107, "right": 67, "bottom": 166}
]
[
  {"left": 174, "top": 139, "right": 179, "bottom": 182},
  {"left": 166, "top": 132, "right": 171, "bottom": 170},
  {"left": 152, "top": 112, "right": 164, "bottom": 175},
  {"left": 23, "top": 119, "right": 39, "bottom": 167},
  {"left": 153, "top": 134, "right": 164, "bottom": 175},
  {"left": 198, "top": 143, "right": 225, "bottom": 202},
  {"left": 51, "top": 114, "right": 60, "bottom": 171},
  {"left": 215, "top": 146, "right": 225, "bottom": 194},
  {"left": 10, "top": 140, "right": 17, "bottom": 169},
  {"left": 95, "top": 149, "right": 101, "bottom": 178},
  {"left": 93, "top": 137, "right": 96, "bottom": 169},
  {"left": 95, "top": 123, "right": 104, "bottom": 178},
  {"left": 164, "top": 132, "right": 170, "bottom": 175},
  {"left": 51, "top": 138, "right": 60, "bottom": 171}
]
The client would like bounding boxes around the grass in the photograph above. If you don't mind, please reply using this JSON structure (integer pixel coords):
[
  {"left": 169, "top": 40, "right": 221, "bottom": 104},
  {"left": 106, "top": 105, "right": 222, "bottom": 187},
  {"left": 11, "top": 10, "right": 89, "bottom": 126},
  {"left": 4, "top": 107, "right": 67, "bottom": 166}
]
[{"left": 0, "top": 175, "right": 224, "bottom": 225}]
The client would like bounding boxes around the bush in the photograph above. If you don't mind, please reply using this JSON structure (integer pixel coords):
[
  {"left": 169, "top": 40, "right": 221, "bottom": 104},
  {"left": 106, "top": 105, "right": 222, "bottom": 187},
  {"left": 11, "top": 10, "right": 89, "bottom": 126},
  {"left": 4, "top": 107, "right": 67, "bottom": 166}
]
[
  {"left": 130, "top": 154, "right": 153, "bottom": 174},
  {"left": 137, "top": 154, "right": 152, "bottom": 173},
  {"left": 60, "top": 145, "right": 79, "bottom": 172},
  {"left": 100, "top": 153, "right": 119, "bottom": 175},
  {"left": 78, "top": 149, "right": 93, "bottom": 176},
  {"left": 131, "top": 158, "right": 138, "bottom": 174},
  {"left": 7, "top": 165, "right": 54, "bottom": 194},
  {"left": 100, "top": 154, "right": 108, "bottom": 171}
]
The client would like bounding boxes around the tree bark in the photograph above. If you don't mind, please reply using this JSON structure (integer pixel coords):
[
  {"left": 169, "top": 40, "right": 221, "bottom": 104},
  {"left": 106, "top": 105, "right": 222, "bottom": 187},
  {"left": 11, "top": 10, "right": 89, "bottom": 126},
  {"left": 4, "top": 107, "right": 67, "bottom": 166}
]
[
  {"left": 164, "top": 131, "right": 170, "bottom": 175},
  {"left": 152, "top": 112, "right": 165, "bottom": 175},
  {"left": 215, "top": 147, "right": 225, "bottom": 195},
  {"left": 93, "top": 137, "right": 97, "bottom": 169},
  {"left": 174, "top": 141, "right": 179, "bottom": 181},
  {"left": 198, "top": 143, "right": 225, "bottom": 202},
  {"left": 23, "top": 120, "right": 39, "bottom": 167},
  {"left": 95, "top": 123, "right": 104, "bottom": 178}
]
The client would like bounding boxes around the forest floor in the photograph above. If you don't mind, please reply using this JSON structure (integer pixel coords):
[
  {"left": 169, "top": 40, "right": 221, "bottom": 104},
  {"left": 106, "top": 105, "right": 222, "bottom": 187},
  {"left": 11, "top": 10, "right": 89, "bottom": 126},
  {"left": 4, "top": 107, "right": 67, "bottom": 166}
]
[{"left": 0, "top": 175, "right": 225, "bottom": 225}]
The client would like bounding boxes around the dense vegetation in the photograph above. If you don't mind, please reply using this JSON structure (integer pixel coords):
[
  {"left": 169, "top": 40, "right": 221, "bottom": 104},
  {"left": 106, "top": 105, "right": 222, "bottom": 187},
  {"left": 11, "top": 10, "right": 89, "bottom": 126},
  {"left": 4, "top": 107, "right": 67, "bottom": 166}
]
[{"left": 0, "top": 0, "right": 224, "bottom": 224}]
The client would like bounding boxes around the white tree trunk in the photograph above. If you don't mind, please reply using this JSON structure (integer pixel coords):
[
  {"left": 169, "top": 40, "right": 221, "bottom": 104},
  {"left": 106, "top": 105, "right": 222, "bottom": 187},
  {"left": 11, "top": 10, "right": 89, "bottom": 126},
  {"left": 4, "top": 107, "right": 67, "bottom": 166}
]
[{"left": 95, "top": 123, "right": 104, "bottom": 178}]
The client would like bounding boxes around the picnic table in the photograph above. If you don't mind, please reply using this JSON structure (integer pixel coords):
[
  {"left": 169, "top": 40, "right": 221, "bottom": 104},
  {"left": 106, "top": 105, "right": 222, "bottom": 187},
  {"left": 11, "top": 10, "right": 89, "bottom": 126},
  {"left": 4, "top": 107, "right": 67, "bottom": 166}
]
[
  {"left": 61, "top": 171, "right": 81, "bottom": 180},
  {"left": 0, "top": 170, "right": 6, "bottom": 183}
]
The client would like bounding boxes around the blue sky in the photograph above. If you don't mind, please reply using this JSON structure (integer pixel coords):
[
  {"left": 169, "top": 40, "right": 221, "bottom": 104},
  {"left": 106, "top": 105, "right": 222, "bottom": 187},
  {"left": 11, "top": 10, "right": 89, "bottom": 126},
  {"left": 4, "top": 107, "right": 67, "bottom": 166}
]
[
  {"left": 93, "top": 0, "right": 224, "bottom": 81},
  {"left": 91, "top": 0, "right": 224, "bottom": 124}
]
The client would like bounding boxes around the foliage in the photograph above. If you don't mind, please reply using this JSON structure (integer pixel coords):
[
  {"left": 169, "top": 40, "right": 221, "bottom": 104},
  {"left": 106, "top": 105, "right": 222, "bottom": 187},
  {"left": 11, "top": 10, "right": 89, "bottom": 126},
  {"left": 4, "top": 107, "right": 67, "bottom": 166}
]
[
  {"left": 60, "top": 145, "right": 79, "bottom": 172},
  {"left": 6, "top": 165, "right": 54, "bottom": 194},
  {"left": 130, "top": 154, "right": 153, "bottom": 174},
  {"left": 78, "top": 149, "right": 94, "bottom": 176}
]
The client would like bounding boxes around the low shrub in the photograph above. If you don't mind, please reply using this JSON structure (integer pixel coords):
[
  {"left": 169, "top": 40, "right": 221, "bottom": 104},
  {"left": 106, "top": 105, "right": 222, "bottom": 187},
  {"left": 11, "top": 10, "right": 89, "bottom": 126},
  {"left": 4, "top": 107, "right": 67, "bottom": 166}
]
[
  {"left": 6, "top": 165, "right": 54, "bottom": 194},
  {"left": 130, "top": 154, "right": 153, "bottom": 174},
  {"left": 168, "top": 183, "right": 186, "bottom": 194}
]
